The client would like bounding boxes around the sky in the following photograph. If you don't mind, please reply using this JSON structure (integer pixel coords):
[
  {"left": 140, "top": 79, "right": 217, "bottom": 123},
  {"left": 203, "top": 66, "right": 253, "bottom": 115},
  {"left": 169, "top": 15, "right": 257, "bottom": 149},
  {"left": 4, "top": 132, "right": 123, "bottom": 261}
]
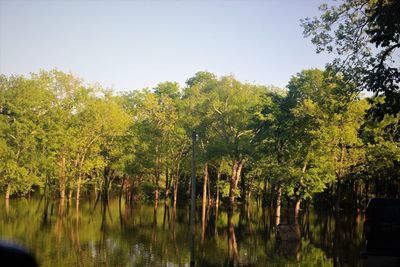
[{"left": 0, "top": 0, "right": 334, "bottom": 92}]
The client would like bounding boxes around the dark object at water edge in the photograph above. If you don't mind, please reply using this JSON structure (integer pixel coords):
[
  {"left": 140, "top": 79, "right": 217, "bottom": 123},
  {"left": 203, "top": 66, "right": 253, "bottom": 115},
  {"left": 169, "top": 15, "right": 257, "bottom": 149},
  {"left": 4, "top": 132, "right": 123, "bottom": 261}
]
[
  {"left": 0, "top": 241, "right": 39, "bottom": 267},
  {"left": 363, "top": 198, "right": 400, "bottom": 254}
]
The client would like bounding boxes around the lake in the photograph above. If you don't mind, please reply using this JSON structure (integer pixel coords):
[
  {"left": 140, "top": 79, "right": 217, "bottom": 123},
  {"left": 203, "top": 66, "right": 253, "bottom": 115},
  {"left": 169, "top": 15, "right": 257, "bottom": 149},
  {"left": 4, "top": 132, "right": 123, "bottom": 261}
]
[{"left": 0, "top": 198, "right": 365, "bottom": 266}]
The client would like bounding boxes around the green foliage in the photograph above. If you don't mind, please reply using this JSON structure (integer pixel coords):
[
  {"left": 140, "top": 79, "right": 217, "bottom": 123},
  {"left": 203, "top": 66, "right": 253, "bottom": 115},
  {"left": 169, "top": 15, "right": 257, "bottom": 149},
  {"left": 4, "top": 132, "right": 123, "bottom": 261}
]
[
  {"left": 1, "top": 68, "right": 397, "bottom": 207},
  {"left": 302, "top": 0, "right": 400, "bottom": 117}
]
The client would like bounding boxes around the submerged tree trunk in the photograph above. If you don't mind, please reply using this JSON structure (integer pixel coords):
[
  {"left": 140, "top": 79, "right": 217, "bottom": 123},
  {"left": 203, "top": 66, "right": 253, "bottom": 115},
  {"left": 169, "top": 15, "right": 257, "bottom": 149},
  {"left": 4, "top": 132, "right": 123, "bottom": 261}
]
[{"left": 227, "top": 211, "right": 238, "bottom": 263}]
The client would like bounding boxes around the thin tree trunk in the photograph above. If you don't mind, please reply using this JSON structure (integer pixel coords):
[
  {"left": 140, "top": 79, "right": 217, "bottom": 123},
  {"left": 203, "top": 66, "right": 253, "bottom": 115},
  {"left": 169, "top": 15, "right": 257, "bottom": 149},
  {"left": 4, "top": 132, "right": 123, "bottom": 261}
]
[
  {"left": 276, "top": 184, "right": 282, "bottom": 226},
  {"left": 5, "top": 183, "right": 11, "bottom": 199},
  {"left": 59, "top": 155, "right": 66, "bottom": 199},
  {"left": 294, "top": 198, "right": 301, "bottom": 224},
  {"left": 165, "top": 166, "right": 170, "bottom": 207},
  {"left": 228, "top": 159, "right": 245, "bottom": 209},
  {"left": 75, "top": 153, "right": 86, "bottom": 202},
  {"left": 5, "top": 197, "right": 10, "bottom": 214},
  {"left": 207, "top": 174, "right": 212, "bottom": 206},
  {"left": 227, "top": 211, "right": 238, "bottom": 262},
  {"left": 173, "top": 160, "right": 181, "bottom": 210},
  {"left": 335, "top": 179, "right": 341, "bottom": 213},
  {"left": 365, "top": 180, "right": 369, "bottom": 208},
  {"left": 247, "top": 190, "right": 252, "bottom": 205},
  {"left": 202, "top": 163, "right": 208, "bottom": 207},
  {"left": 155, "top": 156, "right": 160, "bottom": 209},
  {"left": 335, "top": 140, "right": 345, "bottom": 212},
  {"left": 155, "top": 189, "right": 159, "bottom": 209},
  {"left": 201, "top": 163, "right": 208, "bottom": 244},
  {"left": 263, "top": 177, "right": 268, "bottom": 207},
  {"left": 173, "top": 179, "right": 178, "bottom": 210},
  {"left": 215, "top": 168, "right": 221, "bottom": 209},
  {"left": 228, "top": 161, "right": 238, "bottom": 210},
  {"left": 76, "top": 174, "right": 82, "bottom": 202}
]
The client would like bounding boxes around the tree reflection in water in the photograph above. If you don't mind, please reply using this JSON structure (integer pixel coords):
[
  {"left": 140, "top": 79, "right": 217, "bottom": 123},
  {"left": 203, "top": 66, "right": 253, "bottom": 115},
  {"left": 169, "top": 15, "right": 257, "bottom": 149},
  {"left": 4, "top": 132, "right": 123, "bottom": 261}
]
[{"left": 0, "top": 198, "right": 365, "bottom": 266}]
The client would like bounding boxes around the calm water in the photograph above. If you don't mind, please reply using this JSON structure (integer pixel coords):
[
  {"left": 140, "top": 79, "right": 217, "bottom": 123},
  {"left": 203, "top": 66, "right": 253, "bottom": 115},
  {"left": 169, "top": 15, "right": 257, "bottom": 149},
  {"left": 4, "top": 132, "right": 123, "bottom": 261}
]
[{"left": 0, "top": 198, "right": 365, "bottom": 266}]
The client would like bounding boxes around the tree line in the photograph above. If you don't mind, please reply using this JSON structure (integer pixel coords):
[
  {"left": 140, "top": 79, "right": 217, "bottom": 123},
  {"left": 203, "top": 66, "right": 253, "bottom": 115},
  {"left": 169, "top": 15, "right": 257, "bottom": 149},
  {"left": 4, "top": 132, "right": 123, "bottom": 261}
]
[{"left": 1, "top": 68, "right": 399, "bottom": 218}]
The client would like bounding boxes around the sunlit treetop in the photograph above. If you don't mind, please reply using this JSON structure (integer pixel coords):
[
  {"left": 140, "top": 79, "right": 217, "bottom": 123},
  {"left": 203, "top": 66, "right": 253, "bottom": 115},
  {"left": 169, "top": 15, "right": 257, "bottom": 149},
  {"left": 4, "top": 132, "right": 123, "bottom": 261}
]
[{"left": 302, "top": 0, "right": 400, "bottom": 118}]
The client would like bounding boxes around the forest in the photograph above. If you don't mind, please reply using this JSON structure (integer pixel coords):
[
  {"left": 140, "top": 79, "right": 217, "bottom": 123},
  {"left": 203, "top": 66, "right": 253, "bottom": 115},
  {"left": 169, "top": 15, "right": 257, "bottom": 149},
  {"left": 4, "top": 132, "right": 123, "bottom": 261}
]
[
  {"left": 1, "top": 0, "right": 400, "bottom": 225},
  {"left": 1, "top": 67, "right": 399, "bottom": 221},
  {"left": 1, "top": 0, "right": 399, "bottom": 265}
]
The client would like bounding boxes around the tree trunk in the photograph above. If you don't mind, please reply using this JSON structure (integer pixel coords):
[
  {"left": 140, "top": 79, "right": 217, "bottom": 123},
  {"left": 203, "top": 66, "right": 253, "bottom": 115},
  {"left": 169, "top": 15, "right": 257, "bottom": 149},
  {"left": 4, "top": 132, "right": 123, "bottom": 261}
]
[
  {"left": 276, "top": 184, "right": 282, "bottom": 226},
  {"left": 354, "top": 181, "right": 360, "bottom": 215},
  {"left": 59, "top": 155, "right": 66, "bottom": 199},
  {"left": 201, "top": 163, "right": 208, "bottom": 244},
  {"left": 335, "top": 179, "right": 341, "bottom": 213},
  {"left": 228, "top": 161, "right": 238, "bottom": 209},
  {"left": 5, "top": 197, "right": 10, "bottom": 214},
  {"left": 263, "top": 177, "right": 268, "bottom": 207},
  {"left": 215, "top": 170, "right": 220, "bottom": 209},
  {"left": 155, "top": 189, "right": 159, "bottom": 209},
  {"left": 76, "top": 174, "right": 81, "bottom": 203},
  {"left": 173, "top": 178, "right": 178, "bottom": 209},
  {"left": 165, "top": 166, "right": 170, "bottom": 207},
  {"left": 365, "top": 180, "right": 369, "bottom": 208},
  {"left": 207, "top": 174, "right": 212, "bottom": 206},
  {"left": 228, "top": 159, "right": 245, "bottom": 209},
  {"left": 247, "top": 190, "right": 252, "bottom": 205},
  {"left": 154, "top": 156, "right": 160, "bottom": 209},
  {"left": 202, "top": 163, "right": 208, "bottom": 207},
  {"left": 5, "top": 184, "right": 11, "bottom": 199},
  {"left": 335, "top": 140, "right": 345, "bottom": 213},
  {"left": 227, "top": 211, "right": 238, "bottom": 262},
  {"left": 294, "top": 198, "right": 301, "bottom": 224},
  {"left": 173, "top": 159, "right": 181, "bottom": 210}
]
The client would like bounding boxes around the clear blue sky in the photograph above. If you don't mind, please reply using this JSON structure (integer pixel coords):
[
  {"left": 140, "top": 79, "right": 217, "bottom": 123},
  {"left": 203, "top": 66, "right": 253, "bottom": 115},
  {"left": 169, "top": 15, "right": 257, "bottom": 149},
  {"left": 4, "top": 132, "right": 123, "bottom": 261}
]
[{"left": 0, "top": 0, "right": 333, "bottom": 92}]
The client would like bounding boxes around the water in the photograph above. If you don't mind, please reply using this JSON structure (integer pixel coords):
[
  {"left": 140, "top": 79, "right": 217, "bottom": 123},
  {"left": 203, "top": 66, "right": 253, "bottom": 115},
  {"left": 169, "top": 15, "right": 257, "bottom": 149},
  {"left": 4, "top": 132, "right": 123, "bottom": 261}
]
[{"left": 0, "top": 198, "right": 365, "bottom": 266}]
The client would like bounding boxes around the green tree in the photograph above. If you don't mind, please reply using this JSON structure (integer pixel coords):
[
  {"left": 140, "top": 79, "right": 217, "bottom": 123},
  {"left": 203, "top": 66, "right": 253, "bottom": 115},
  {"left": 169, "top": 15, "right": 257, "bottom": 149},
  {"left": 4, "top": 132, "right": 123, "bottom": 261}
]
[
  {"left": 0, "top": 74, "right": 53, "bottom": 198},
  {"left": 302, "top": 0, "right": 400, "bottom": 117}
]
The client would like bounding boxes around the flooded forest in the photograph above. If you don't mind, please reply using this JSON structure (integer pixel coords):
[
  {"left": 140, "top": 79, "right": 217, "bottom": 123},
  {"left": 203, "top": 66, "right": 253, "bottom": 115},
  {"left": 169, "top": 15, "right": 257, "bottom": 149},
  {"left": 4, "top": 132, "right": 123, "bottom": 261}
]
[
  {"left": 1, "top": 1, "right": 400, "bottom": 265},
  {"left": 1, "top": 66, "right": 399, "bottom": 266}
]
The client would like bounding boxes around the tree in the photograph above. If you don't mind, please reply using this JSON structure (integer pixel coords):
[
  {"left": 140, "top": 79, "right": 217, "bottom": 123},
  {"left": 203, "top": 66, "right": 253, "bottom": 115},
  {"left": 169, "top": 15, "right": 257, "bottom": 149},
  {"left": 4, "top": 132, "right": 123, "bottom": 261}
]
[
  {"left": 0, "top": 74, "right": 53, "bottom": 198},
  {"left": 288, "top": 69, "right": 368, "bottom": 212},
  {"left": 184, "top": 73, "right": 265, "bottom": 208},
  {"left": 302, "top": 0, "right": 400, "bottom": 117},
  {"left": 359, "top": 99, "right": 400, "bottom": 199}
]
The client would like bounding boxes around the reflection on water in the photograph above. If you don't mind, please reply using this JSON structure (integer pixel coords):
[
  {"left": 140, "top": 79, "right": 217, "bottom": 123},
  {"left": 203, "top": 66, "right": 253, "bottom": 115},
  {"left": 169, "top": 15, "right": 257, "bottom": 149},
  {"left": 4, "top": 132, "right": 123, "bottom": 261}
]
[{"left": 0, "top": 198, "right": 365, "bottom": 266}]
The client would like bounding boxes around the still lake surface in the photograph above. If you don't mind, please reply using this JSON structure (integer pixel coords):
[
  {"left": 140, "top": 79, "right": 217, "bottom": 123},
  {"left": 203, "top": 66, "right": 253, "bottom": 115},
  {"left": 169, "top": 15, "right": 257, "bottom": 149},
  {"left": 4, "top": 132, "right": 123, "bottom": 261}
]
[{"left": 0, "top": 198, "right": 365, "bottom": 266}]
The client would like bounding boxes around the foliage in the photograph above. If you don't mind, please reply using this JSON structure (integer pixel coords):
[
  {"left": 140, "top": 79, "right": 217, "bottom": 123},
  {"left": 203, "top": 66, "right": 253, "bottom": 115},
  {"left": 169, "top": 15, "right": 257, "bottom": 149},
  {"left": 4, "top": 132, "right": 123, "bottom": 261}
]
[{"left": 302, "top": 0, "right": 400, "bottom": 117}]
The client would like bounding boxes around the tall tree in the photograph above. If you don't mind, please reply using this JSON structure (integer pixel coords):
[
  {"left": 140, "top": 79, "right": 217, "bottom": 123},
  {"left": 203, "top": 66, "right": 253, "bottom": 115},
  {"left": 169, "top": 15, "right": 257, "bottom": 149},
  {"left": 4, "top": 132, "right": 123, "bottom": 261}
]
[{"left": 302, "top": 0, "right": 400, "bottom": 117}]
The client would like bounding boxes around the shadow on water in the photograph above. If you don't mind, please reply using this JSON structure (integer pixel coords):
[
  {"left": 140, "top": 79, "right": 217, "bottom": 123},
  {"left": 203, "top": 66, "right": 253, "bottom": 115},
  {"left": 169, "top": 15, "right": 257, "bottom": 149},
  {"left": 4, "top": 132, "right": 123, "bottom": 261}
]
[{"left": 0, "top": 198, "right": 371, "bottom": 266}]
